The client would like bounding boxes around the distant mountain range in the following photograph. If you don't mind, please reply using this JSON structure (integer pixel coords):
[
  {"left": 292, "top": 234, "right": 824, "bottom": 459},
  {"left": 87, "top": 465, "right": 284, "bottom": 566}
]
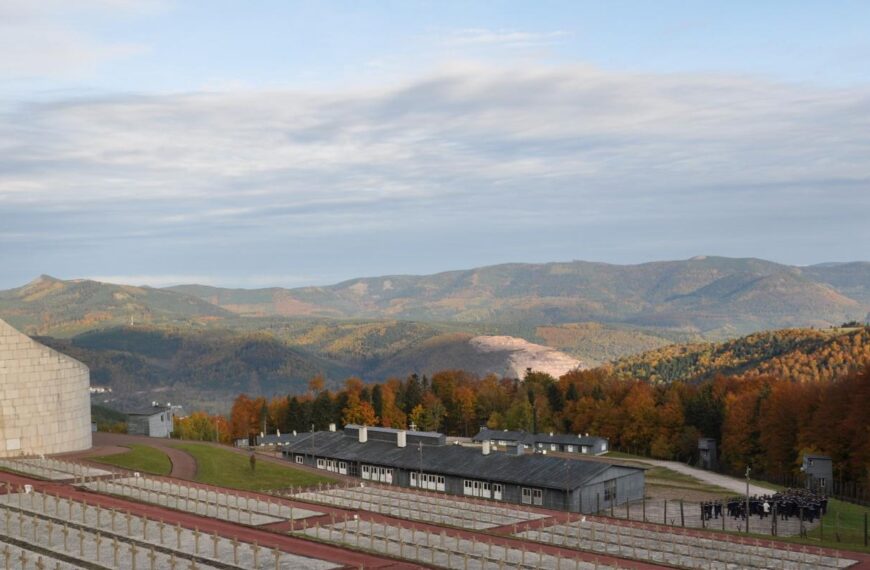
[
  {"left": 1, "top": 256, "right": 867, "bottom": 410},
  {"left": 168, "top": 256, "right": 870, "bottom": 335}
]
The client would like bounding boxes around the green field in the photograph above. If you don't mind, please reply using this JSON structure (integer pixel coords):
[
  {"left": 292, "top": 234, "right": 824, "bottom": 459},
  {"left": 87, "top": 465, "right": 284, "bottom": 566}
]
[
  {"left": 172, "top": 443, "right": 334, "bottom": 492},
  {"left": 92, "top": 444, "right": 172, "bottom": 476},
  {"left": 802, "top": 499, "right": 870, "bottom": 553}
]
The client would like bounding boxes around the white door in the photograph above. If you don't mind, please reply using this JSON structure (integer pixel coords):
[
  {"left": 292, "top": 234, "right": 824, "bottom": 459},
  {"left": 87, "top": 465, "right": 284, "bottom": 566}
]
[{"left": 493, "top": 484, "right": 503, "bottom": 500}]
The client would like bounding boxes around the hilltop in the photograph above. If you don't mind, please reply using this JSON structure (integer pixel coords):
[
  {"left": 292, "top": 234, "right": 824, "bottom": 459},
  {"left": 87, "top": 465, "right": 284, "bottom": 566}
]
[{"left": 0, "top": 275, "right": 230, "bottom": 336}]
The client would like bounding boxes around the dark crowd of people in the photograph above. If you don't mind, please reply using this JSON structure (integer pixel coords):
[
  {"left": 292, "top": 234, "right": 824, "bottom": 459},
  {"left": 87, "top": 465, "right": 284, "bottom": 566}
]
[{"left": 701, "top": 488, "right": 827, "bottom": 522}]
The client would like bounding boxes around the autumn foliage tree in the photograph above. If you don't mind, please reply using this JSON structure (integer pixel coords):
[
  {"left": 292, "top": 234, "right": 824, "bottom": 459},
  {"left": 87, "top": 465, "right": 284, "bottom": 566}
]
[{"left": 213, "top": 356, "right": 868, "bottom": 489}]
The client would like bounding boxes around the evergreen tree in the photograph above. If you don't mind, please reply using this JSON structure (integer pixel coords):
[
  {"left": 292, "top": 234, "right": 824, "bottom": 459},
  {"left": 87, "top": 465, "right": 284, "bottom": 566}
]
[{"left": 371, "top": 384, "right": 384, "bottom": 418}]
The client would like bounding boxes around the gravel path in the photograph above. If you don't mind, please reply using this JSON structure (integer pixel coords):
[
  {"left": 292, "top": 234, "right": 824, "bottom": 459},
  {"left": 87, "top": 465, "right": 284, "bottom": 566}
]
[{"left": 639, "top": 458, "right": 774, "bottom": 496}]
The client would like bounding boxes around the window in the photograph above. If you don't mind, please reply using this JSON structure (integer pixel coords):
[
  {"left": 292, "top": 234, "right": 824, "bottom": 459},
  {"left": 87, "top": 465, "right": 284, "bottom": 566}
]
[
  {"left": 362, "top": 464, "right": 393, "bottom": 484},
  {"left": 316, "top": 458, "right": 326, "bottom": 470},
  {"left": 295, "top": 455, "right": 304, "bottom": 464},
  {"left": 413, "top": 472, "right": 444, "bottom": 491},
  {"left": 464, "top": 479, "right": 493, "bottom": 498},
  {"left": 567, "top": 445, "right": 574, "bottom": 453},
  {"left": 339, "top": 461, "right": 348, "bottom": 475},
  {"left": 522, "top": 487, "right": 543, "bottom": 505}
]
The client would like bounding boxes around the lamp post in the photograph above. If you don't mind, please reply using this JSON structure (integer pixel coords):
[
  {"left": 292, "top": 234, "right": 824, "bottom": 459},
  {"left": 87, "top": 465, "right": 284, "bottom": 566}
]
[{"left": 745, "top": 466, "right": 751, "bottom": 534}]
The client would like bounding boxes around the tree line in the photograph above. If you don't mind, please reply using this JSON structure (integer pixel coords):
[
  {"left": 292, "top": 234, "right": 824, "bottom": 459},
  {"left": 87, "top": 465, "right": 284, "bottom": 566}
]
[{"left": 202, "top": 364, "right": 870, "bottom": 489}]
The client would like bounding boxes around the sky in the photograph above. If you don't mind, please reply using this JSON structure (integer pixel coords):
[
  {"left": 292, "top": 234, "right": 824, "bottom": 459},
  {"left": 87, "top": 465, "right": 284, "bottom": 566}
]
[{"left": 1, "top": 0, "right": 869, "bottom": 289}]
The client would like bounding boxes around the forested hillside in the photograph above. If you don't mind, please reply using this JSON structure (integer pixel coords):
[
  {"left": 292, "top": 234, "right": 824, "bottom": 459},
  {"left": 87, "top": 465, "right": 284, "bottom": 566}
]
[
  {"left": 607, "top": 327, "right": 870, "bottom": 384},
  {"left": 0, "top": 275, "right": 230, "bottom": 336},
  {"left": 39, "top": 327, "right": 354, "bottom": 405}
]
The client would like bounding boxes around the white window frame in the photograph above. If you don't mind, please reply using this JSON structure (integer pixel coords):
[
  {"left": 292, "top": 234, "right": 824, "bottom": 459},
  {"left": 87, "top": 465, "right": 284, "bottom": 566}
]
[
  {"left": 533, "top": 488, "right": 543, "bottom": 506},
  {"left": 567, "top": 445, "right": 574, "bottom": 453},
  {"left": 316, "top": 458, "right": 326, "bottom": 470},
  {"left": 295, "top": 455, "right": 304, "bottom": 464},
  {"left": 522, "top": 487, "right": 532, "bottom": 504},
  {"left": 493, "top": 483, "right": 503, "bottom": 500}
]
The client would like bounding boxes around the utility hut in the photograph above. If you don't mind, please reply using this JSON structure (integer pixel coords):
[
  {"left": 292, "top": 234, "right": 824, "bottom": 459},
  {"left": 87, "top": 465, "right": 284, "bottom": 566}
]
[
  {"left": 281, "top": 424, "right": 644, "bottom": 513},
  {"left": 802, "top": 454, "right": 833, "bottom": 493},
  {"left": 126, "top": 403, "right": 176, "bottom": 438},
  {"left": 698, "top": 437, "right": 718, "bottom": 470}
]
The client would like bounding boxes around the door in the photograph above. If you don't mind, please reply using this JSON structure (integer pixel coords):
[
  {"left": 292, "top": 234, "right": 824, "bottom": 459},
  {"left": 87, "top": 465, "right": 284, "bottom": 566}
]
[{"left": 493, "top": 484, "right": 503, "bottom": 500}]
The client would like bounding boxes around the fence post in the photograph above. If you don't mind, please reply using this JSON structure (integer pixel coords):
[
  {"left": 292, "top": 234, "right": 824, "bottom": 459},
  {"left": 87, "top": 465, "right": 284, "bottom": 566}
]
[
  {"left": 864, "top": 512, "right": 867, "bottom": 547},
  {"left": 680, "top": 500, "right": 684, "bottom": 527},
  {"left": 663, "top": 500, "right": 667, "bottom": 525},
  {"left": 642, "top": 497, "right": 646, "bottom": 522}
]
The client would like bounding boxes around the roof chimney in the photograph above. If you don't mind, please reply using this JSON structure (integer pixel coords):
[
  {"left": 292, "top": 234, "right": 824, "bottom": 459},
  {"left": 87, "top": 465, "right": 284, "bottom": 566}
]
[
  {"left": 482, "top": 441, "right": 491, "bottom": 455},
  {"left": 358, "top": 426, "right": 368, "bottom": 443},
  {"left": 549, "top": 432, "right": 554, "bottom": 437},
  {"left": 397, "top": 430, "right": 407, "bottom": 448},
  {"left": 329, "top": 423, "right": 336, "bottom": 432}
]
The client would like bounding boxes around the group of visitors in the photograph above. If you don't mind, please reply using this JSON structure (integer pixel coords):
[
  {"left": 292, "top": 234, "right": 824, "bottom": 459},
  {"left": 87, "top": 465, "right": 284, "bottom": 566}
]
[{"left": 701, "top": 488, "right": 827, "bottom": 522}]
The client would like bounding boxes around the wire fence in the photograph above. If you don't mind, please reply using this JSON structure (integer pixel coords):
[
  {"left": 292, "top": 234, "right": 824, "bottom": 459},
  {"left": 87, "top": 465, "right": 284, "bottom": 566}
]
[{"left": 596, "top": 496, "right": 869, "bottom": 548}]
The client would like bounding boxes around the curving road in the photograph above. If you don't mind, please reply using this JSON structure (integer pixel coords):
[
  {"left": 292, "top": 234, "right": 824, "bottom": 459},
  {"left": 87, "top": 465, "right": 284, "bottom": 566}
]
[{"left": 638, "top": 457, "right": 775, "bottom": 496}]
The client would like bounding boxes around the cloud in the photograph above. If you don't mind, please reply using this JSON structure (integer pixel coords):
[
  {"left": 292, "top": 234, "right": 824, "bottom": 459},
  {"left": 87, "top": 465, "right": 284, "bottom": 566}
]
[
  {"left": 442, "top": 29, "right": 569, "bottom": 49},
  {"left": 1, "top": 63, "right": 868, "bottom": 287},
  {"left": 0, "top": 0, "right": 154, "bottom": 78}
]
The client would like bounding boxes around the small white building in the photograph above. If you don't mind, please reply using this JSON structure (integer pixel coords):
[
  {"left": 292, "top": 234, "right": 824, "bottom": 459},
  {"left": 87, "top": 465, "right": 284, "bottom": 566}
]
[{"left": 126, "top": 403, "right": 177, "bottom": 438}]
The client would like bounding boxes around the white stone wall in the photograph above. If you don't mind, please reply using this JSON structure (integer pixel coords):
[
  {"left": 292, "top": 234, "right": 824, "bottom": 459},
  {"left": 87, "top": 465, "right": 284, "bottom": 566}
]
[{"left": 0, "top": 319, "right": 92, "bottom": 457}]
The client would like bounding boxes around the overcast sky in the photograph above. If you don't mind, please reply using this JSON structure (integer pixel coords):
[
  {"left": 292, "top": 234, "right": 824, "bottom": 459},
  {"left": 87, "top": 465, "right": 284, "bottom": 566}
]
[{"left": 1, "top": 1, "right": 869, "bottom": 289}]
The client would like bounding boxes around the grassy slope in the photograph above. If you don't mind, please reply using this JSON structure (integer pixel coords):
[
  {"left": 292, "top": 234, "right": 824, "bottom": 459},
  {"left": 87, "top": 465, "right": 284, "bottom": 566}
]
[
  {"left": 91, "top": 445, "right": 172, "bottom": 476},
  {"left": 173, "top": 443, "right": 333, "bottom": 491}
]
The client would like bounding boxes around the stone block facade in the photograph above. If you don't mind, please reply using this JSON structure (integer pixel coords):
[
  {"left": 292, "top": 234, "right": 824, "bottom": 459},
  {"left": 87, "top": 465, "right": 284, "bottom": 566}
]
[{"left": 0, "top": 318, "right": 92, "bottom": 457}]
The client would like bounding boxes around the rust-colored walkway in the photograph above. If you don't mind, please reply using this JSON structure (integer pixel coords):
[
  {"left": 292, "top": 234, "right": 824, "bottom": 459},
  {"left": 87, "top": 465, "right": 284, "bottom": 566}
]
[{"left": 64, "top": 432, "right": 198, "bottom": 479}]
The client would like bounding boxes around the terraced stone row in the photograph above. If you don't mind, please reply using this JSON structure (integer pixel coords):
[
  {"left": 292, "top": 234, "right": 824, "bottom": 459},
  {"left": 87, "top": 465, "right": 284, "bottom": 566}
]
[
  {"left": 290, "top": 484, "right": 544, "bottom": 529},
  {"left": 295, "top": 519, "right": 619, "bottom": 570},
  {"left": 0, "top": 491, "right": 337, "bottom": 569},
  {"left": 86, "top": 476, "right": 322, "bottom": 525},
  {"left": 516, "top": 519, "right": 857, "bottom": 570}
]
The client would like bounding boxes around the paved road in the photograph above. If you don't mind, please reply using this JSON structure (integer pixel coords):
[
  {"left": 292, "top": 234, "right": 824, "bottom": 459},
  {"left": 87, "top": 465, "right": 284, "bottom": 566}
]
[{"left": 638, "top": 458, "right": 775, "bottom": 496}]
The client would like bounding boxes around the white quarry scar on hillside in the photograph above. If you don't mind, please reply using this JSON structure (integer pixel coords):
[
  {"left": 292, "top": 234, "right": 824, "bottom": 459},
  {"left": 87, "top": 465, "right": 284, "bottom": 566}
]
[{"left": 469, "top": 335, "right": 586, "bottom": 378}]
